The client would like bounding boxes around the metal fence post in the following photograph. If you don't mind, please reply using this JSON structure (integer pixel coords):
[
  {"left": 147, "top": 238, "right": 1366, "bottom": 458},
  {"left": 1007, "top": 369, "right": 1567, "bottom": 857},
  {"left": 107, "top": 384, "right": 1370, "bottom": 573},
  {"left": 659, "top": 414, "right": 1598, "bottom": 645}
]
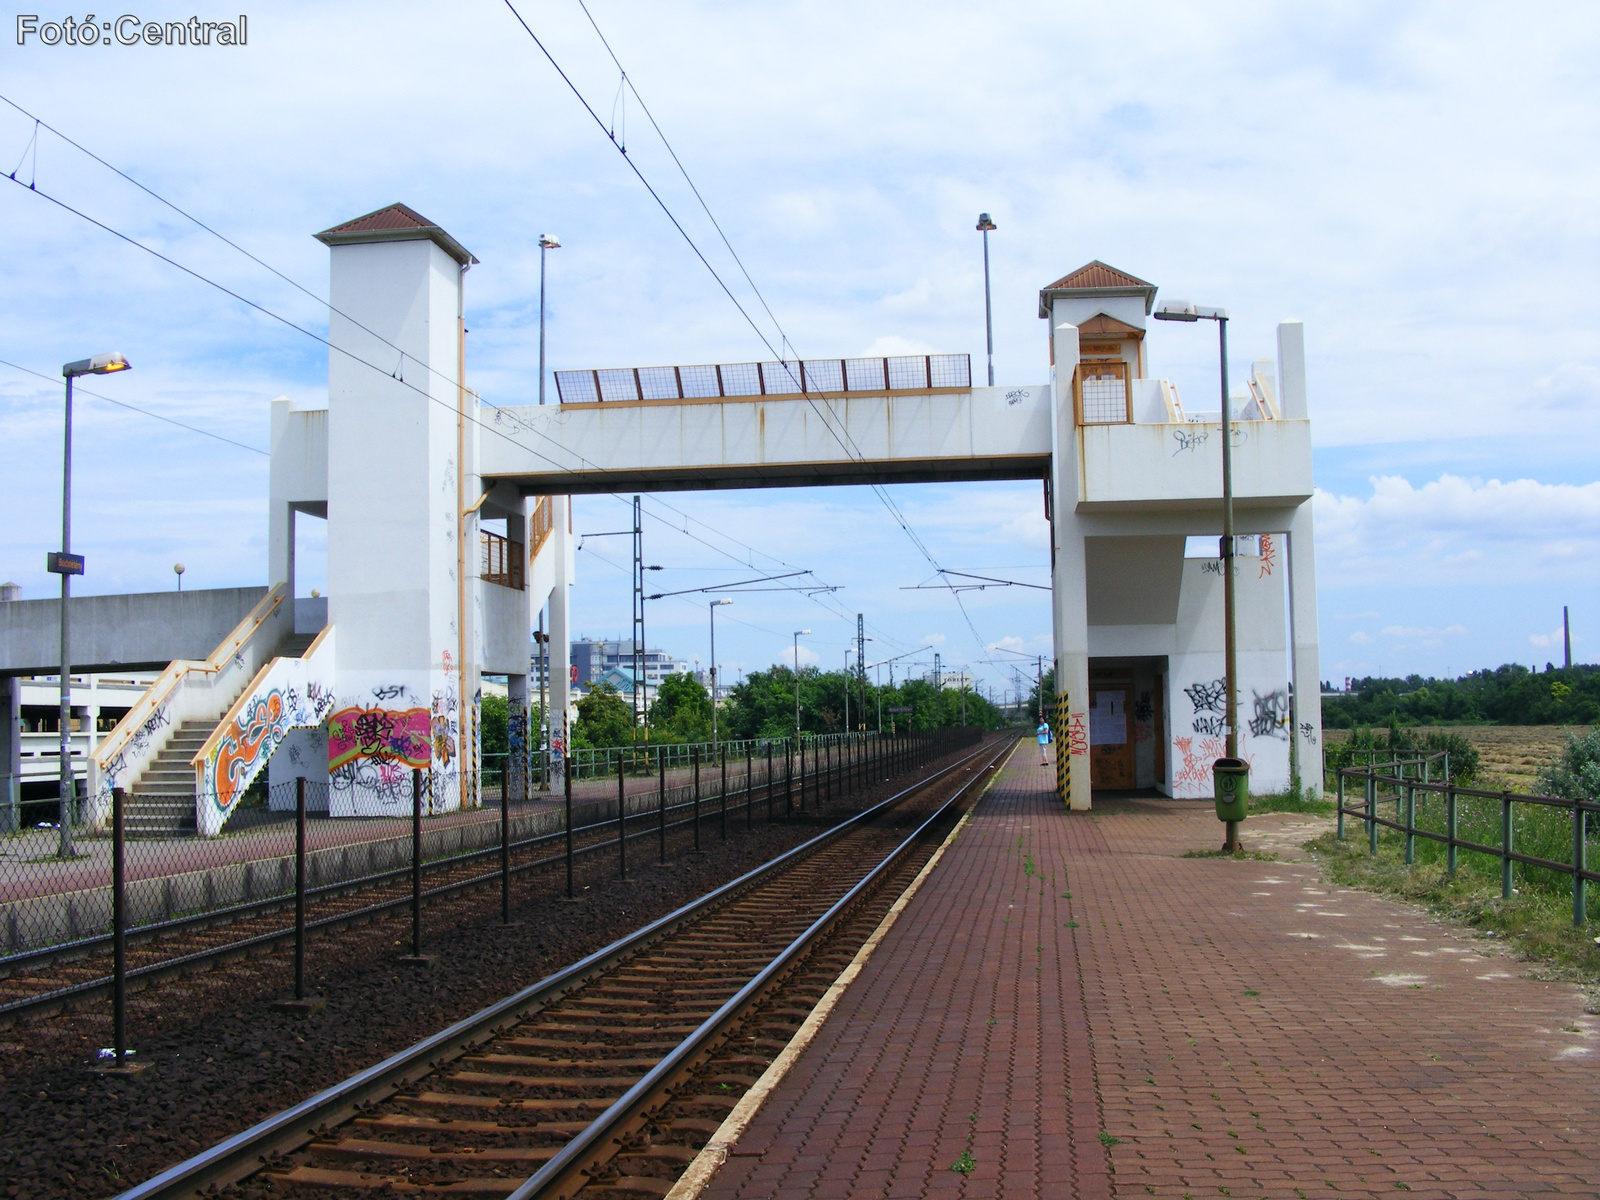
[
  {"left": 1336, "top": 770, "right": 1345, "bottom": 840},
  {"left": 295, "top": 777, "right": 307, "bottom": 994},
  {"left": 1501, "top": 791, "right": 1514, "bottom": 900},
  {"left": 692, "top": 746, "right": 702, "bottom": 852},
  {"left": 501, "top": 764, "right": 511, "bottom": 923},
  {"left": 746, "top": 744, "right": 754, "bottom": 831},
  {"left": 1366, "top": 773, "right": 1377, "bottom": 854},
  {"left": 1574, "top": 799, "right": 1587, "bottom": 927},
  {"left": 618, "top": 755, "right": 627, "bottom": 880},
  {"left": 766, "top": 743, "right": 774, "bottom": 823},
  {"left": 786, "top": 740, "right": 793, "bottom": 819},
  {"left": 1404, "top": 780, "right": 1415, "bottom": 865},
  {"left": 824, "top": 739, "right": 832, "bottom": 809},
  {"left": 1447, "top": 782, "right": 1458, "bottom": 875},
  {"left": 406, "top": 767, "right": 424, "bottom": 962},
  {"left": 565, "top": 758, "right": 574, "bottom": 899},
  {"left": 658, "top": 748, "right": 667, "bottom": 864},
  {"left": 720, "top": 744, "right": 728, "bottom": 840},
  {"left": 112, "top": 785, "right": 127, "bottom": 1064}
]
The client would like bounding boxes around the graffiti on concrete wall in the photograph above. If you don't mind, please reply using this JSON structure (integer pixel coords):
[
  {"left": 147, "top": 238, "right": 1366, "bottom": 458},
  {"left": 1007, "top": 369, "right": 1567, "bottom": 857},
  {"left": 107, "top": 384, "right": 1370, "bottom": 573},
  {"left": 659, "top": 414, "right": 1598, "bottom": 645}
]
[
  {"left": 327, "top": 705, "right": 431, "bottom": 770},
  {"left": 1258, "top": 533, "right": 1276, "bottom": 577},
  {"left": 1183, "top": 678, "right": 1227, "bottom": 737},
  {"left": 208, "top": 682, "right": 336, "bottom": 817},
  {"left": 1248, "top": 688, "right": 1291, "bottom": 740}
]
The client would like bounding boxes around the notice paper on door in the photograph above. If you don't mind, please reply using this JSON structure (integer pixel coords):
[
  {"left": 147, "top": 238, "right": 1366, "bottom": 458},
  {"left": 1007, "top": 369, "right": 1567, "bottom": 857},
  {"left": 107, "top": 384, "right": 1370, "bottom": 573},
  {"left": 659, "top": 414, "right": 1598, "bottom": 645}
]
[{"left": 1090, "top": 691, "right": 1127, "bottom": 745}]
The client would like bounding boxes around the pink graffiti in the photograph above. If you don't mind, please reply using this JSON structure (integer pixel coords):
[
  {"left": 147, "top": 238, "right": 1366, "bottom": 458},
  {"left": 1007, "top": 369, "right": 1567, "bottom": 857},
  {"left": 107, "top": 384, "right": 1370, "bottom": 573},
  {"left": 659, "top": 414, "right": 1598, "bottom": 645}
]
[{"left": 328, "top": 706, "right": 431, "bottom": 771}]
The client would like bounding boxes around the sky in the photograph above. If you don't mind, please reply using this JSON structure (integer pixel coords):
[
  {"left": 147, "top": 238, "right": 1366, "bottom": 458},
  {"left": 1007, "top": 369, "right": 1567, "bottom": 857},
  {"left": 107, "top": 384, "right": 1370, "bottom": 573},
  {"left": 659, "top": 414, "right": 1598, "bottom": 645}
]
[{"left": 2, "top": 1, "right": 1599, "bottom": 696}]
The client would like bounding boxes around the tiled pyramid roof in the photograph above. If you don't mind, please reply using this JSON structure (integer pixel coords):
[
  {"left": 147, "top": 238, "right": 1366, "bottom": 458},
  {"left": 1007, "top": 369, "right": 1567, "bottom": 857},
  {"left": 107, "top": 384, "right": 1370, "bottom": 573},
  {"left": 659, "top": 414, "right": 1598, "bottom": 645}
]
[
  {"left": 314, "top": 203, "right": 477, "bottom": 265},
  {"left": 1038, "top": 260, "right": 1157, "bottom": 317}
]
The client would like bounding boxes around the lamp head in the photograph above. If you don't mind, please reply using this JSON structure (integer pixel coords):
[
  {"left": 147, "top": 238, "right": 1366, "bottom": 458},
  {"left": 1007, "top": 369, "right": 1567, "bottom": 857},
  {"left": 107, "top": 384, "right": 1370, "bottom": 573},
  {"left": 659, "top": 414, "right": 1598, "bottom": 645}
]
[
  {"left": 712, "top": 598, "right": 732, "bottom": 606},
  {"left": 63, "top": 352, "right": 131, "bottom": 377},
  {"left": 796, "top": 629, "right": 811, "bottom": 636},
  {"left": 538, "top": 234, "right": 560, "bottom": 250},
  {"left": 174, "top": 563, "right": 185, "bottom": 575},
  {"left": 975, "top": 213, "right": 996, "bottom": 232},
  {"left": 1153, "top": 300, "right": 1198, "bottom": 322}
]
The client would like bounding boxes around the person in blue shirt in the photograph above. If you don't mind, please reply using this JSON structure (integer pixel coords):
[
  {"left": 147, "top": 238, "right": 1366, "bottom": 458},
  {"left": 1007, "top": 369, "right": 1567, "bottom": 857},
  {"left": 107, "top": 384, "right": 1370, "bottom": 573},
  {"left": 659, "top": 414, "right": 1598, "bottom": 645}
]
[{"left": 1036, "top": 719, "right": 1052, "bottom": 765}]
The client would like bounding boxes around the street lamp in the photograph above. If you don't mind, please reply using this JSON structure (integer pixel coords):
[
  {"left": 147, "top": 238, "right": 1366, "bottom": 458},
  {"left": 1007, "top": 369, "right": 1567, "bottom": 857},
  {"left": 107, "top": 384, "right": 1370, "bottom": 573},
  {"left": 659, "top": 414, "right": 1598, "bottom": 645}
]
[
  {"left": 793, "top": 630, "right": 811, "bottom": 738},
  {"left": 55, "top": 352, "right": 130, "bottom": 858},
  {"left": 1153, "top": 298, "right": 1244, "bottom": 850},
  {"left": 174, "top": 562, "right": 185, "bottom": 592},
  {"left": 538, "top": 234, "right": 560, "bottom": 404},
  {"left": 709, "top": 598, "right": 731, "bottom": 743},
  {"left": 976, "top": 213, "right": 997, "bottom": 387}
]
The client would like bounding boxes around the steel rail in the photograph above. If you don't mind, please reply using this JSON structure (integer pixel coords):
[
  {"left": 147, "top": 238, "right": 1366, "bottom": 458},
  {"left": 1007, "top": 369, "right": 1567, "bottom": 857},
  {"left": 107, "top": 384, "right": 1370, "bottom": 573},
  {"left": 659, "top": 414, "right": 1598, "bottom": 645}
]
[
  {"left": 511, "top": 734, "right": 1014, "bottom": 1200},
  {"left": 0, "top": 762, "right": 829, "bottom": 1020},
  {"left": 111, "top": 736, "right": 1001, "bottom": 1200}
]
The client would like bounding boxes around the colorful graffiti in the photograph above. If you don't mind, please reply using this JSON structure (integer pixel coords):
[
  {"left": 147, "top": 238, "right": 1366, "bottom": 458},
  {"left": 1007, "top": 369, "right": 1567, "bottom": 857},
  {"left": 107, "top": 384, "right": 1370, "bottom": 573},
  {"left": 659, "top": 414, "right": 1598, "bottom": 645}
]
[
  {"left": 327, "top": 705, "right": 431, "bottom": 770},
  {"left": 205, "top": 681, "right": 336, "bottom": 817},
  {"left": 1258, "top": 533, "right": 1277, "bottom": 577}
]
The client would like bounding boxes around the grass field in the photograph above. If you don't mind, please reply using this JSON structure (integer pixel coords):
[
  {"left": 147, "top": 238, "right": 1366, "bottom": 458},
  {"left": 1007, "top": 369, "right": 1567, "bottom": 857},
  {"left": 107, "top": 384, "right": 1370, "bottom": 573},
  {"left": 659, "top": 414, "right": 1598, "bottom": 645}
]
[{"left": 1325, "top": 724, "right": 1593, "bottom": 791}]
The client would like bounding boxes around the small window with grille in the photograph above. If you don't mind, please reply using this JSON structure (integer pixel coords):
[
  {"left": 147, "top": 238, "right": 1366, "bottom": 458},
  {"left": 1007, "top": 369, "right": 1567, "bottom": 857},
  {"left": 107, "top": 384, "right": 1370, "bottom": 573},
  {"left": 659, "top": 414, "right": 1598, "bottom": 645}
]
[{"left": 1077, "top": 360, "right": 1130, "bottom": 424}]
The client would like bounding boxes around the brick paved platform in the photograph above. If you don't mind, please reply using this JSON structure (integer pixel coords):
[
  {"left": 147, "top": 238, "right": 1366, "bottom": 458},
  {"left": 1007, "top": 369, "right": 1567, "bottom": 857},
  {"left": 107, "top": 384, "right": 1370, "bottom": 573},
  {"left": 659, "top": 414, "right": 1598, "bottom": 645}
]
[{"left": 699, "top": 754, "right": 1600, "bottom": 1199}]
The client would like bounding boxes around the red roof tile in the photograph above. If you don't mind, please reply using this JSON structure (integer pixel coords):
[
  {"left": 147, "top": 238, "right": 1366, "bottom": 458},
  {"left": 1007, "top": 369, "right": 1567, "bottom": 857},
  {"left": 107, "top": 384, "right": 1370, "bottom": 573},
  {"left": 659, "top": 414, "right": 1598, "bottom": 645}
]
[
  {"left": 1041, "top": 261, "right": 1154, "bottom": 292},
  {"left": 1038, "top": 261, "right": 1157, "bottom": 316},
  {"left": 314, "top": 204, "right": 477, "bottom": 265}
]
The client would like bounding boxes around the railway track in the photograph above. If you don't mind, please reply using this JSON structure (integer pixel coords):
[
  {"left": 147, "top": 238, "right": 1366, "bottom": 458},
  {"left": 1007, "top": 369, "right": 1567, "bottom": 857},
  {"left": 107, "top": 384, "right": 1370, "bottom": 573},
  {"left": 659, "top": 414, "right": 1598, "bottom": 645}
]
[
  {"left": 0, "top": 752, "right": 856, "bottom": 1023},
  {"left": 114, "top": 734, "right": 1016, "bottom": 1200}
]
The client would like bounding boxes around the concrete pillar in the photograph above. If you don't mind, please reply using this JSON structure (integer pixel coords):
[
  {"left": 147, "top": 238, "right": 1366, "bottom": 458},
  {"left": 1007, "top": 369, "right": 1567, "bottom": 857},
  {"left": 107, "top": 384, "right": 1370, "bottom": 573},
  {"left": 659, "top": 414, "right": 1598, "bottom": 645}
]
[
  {"left": 1048, "top": 315, "right": 1091, "bottom": 811},
  {"left": 1277, "top": 321, "right": 1306, "bottom": 420},
  {"left": 318, "top": 214, "right": 478, "bottom": 816},
  {"left": 507, "top": 671, "right": 529, "bottom": 802},
  {"left": 0, "top": 674, "right": 18, "bottom": 834},
  {"left": 548, "top": 495, "right": 573, "bottom": 759},
  {"left": 1286, "top": 499, "right": 1323, "bottom": 796}
]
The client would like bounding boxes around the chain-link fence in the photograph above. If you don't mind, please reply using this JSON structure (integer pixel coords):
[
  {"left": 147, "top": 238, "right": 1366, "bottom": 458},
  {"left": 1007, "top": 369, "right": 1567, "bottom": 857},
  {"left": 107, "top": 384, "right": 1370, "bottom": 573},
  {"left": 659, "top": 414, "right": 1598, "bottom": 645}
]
[{"left": 0, "top": 728, "right": 984, "bottom": 1039}]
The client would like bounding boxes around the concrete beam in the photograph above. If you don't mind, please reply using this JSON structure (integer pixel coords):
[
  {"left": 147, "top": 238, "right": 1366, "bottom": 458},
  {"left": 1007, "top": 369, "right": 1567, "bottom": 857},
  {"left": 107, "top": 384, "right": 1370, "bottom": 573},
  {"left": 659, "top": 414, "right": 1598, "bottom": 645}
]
[{"left": 0, "top": 586, "right": 269, "bottom": 677}]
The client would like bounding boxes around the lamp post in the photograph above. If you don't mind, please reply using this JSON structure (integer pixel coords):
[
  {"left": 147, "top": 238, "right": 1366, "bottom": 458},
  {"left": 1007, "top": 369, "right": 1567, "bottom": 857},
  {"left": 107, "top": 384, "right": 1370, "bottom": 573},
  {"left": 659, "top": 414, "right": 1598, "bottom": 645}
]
[
  {"left": 976, "top": 213, "right": 997, "bottom": 387},
  {"left": 1153, "top": 299, "right": 1244, "bottom": 850},
  {"left": 173, "top": 562, "right": 184, "bottom": 592},
  {"left": 538, "top": 234, "right": 560, "bottom": 404},
  {"left": 55, "top": 352, "right": 130, "bottom": 858},
  {"left": 709, "top": 598, "right": 731, "bottom": 743},
  {"left": 793, "top": 630, "right": 811, "bottom": 738}
]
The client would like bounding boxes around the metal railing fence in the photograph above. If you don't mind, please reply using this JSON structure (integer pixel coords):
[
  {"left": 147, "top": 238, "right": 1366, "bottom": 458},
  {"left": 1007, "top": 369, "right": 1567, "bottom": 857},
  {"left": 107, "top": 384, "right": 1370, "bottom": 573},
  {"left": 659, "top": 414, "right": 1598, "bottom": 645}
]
[
  {"left": 1335, "top": 765, "right": 1599, "bottom": 926},
  {"left": 555, "top": 354, "right": 971, "bottom": 404},
  {"left": 485, "top": 731, "right": 889, "bottom": 789}
]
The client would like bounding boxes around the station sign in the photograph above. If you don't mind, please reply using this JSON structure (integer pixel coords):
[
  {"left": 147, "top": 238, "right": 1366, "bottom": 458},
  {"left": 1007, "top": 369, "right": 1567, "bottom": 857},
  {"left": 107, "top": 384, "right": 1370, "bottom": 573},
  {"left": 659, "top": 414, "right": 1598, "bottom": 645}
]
[{"left": 46, "top": 551, "right": 85, "bottom": 576}]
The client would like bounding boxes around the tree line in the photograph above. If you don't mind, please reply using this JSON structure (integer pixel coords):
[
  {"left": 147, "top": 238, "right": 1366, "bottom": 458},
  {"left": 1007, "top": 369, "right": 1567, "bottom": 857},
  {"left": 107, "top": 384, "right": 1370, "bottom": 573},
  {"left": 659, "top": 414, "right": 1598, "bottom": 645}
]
[
  {"left": 483, "top": 665, "right": 1012, "bottom": 755},
  {"left": 1322, "top": 663, "right": 1600, "bottom": 729}
]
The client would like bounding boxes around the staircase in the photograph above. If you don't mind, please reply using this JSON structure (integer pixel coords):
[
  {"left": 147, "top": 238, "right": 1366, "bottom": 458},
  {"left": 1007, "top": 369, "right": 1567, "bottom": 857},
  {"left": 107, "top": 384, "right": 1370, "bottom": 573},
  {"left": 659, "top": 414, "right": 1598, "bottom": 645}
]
[{"left": 121, "top": 629, "right": 323, "bottom": 838}]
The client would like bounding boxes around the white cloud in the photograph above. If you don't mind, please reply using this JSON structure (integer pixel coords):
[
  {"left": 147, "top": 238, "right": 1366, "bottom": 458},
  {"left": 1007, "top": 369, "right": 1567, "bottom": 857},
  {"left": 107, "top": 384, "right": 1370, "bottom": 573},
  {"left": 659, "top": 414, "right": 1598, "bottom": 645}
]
[
  {"left": 1381, "top": 625, "right": 1467, "bottom": 639},
  {"left": 1315, "top": 475, "right": 1600, "bottom": 587},
  {"left": 921, "top": 633, "right": 947, "bottom": 647},
  {"left": 1350, "top": 632, "right": 1373, "bottom": 645}
]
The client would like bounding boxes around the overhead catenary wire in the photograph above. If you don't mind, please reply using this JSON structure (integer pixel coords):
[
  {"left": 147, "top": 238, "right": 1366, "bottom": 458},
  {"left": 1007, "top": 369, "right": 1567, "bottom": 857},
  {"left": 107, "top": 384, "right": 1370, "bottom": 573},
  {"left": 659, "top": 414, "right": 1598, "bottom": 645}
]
[
  {"left": 0, "top": 94, "right": 875, "bottom": 640},
  {"left": 0, "top": 355, "right": 268, "bottom": 456},
  {"left": 502, "top": 0, "right": 994, "bottom": 660}
]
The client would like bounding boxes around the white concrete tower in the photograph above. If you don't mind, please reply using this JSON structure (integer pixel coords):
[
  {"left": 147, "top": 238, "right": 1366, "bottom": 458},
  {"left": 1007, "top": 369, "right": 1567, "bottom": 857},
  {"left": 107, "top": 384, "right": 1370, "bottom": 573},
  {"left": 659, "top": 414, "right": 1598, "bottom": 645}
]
[{"left": 316, "top": 205, "right": 481, "bottom": 815}]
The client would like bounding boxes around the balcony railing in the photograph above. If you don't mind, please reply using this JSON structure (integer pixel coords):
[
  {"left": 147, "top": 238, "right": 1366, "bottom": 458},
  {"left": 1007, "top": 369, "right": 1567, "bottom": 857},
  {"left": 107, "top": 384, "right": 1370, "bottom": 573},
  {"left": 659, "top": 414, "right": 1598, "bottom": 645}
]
[
  {"left": 555, "top": 353, "right": 971, "bottom": 404},
  {"left": 528, "top": 495, "right": 555, "bottom": 561},
  {"left": 481, "top": 531, "right": 524, "bottom": 590}
]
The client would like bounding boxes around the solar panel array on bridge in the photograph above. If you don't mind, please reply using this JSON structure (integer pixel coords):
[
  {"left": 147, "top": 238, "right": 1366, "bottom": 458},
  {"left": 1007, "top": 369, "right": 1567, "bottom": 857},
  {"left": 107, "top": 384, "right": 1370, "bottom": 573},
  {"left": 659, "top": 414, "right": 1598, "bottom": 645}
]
[{"left": 554, "top": 353, "right": 971, "bottom": 404}]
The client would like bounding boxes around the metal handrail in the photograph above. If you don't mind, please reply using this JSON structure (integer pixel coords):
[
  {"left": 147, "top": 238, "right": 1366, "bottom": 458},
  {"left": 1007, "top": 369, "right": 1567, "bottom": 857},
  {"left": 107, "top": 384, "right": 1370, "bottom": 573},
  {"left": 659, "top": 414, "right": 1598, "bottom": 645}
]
[
  {"left": 555, "top": 353, "right": 972, "bottom": 404},
  {"left": 1335, "top": 765, "right": 1597, "bottom": 926}
]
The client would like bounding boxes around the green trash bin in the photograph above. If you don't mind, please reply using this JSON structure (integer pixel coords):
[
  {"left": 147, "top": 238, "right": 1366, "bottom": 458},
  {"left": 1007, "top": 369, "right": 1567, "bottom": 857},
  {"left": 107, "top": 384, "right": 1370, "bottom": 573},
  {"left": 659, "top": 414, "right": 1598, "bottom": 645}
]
[{"left": 1213, "top": 758, "right": 1249, "bottom": 823}]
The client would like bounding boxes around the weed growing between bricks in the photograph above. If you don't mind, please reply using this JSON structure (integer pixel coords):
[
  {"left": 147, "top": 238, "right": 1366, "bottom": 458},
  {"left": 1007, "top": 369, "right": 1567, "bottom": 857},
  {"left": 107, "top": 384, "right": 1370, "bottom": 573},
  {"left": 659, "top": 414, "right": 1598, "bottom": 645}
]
[{"left": 1307, "top": 830, "right": 1600, "bottom": 987}]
